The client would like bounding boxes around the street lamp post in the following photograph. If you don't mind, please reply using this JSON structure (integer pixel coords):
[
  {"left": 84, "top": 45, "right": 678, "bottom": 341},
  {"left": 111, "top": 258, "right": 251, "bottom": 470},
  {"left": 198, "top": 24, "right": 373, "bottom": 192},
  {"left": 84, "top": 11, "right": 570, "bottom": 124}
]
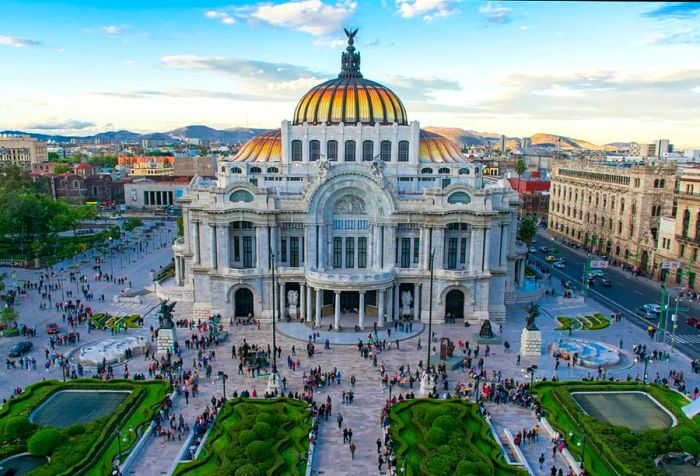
[
  {"left": 527, "top": 365, "right": 538, "bottom": 389},
  {"left": 421, "top": 251, "right": 435, "bottom": 395},
  {"left": 568, "top": 431, "right": 588, "bottom": 473},
  {"left": 474, "top": 374, "right": 481, "bottom": 404},
  {"left": 267, "top": 248, "right": 280, "bottom": 395},
  {"left": 216, "top": 371, "right": 229, "bottom": 400},
  {"left": 642, "top": 357, "right": 650, "bottom": 384}
]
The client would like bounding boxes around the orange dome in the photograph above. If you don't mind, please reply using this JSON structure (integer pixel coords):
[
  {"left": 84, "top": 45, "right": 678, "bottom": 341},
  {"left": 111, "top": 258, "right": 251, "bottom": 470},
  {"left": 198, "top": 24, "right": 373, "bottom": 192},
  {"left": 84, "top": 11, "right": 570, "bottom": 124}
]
[
  {"left": 232, "top": 129, "right": 281, "bottom": 162},
  {"left": 419, "top": 130, "right": 469, "bottom": 163}
]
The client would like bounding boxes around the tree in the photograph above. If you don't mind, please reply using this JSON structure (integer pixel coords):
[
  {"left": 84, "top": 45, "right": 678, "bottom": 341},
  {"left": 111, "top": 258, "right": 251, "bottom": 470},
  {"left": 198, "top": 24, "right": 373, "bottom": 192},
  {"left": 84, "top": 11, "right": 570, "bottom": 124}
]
[
  {"left": 48, "top": 151, "right": 60, "bottom": 161},
  {"left": 518, "top": 217, "right": 537, "bottom": 244},
  {"left": 176, "top": 215, "right": 184, "bottom": 237},
  {"left": 53, "top": 165, "right": 71, "bottom": 174},
  {"left": 515, "top": 159, "right": 527, "bottom": 181},
  {"left": 0, "top": 307, "right": 19, "bottom": 327},
  {"left": 87, "top": 154, "right": 118, "bottom": 168}
]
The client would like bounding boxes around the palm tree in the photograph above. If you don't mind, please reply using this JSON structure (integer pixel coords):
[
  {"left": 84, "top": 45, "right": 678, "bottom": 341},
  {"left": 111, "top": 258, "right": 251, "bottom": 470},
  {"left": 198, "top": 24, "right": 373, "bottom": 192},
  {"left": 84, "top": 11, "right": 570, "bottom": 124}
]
[
  {"left": 515, "top": 159, "right": 527, "bottom": 182},
  {"left": 518, "top": 217, "right": 537, "bottom": 245}
]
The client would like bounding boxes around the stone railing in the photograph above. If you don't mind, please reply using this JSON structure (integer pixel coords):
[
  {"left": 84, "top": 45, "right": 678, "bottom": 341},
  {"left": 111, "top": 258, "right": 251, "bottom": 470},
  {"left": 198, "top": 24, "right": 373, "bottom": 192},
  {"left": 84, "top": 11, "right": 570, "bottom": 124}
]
[{"left": 306, "top": 269, "right": 396, "bottom": 290}]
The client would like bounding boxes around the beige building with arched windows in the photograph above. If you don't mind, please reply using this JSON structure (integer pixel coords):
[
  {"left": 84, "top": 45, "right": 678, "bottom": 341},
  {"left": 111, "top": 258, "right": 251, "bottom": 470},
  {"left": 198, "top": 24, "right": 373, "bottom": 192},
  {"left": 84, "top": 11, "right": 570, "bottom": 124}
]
[{"left": 170, "top": 34, "right": 526, "bottom": 327}]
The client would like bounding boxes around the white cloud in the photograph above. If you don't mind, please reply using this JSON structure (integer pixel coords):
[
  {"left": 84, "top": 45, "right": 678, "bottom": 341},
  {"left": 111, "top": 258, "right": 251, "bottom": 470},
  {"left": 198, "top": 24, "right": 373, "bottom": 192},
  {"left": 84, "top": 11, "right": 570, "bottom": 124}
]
[
  {"left": 396, "top": 0, "right": 460, "bottom": 21},
  {"left": 26, "top": 118, "right": 96, "bottom": 130},
  {"left": 479, "top": 2, "right": 512, "bottom": 24},
  {"left": 0, "top": 35, "right": 41, "bottom": 47},
  {"left": 520, "top": 25, "right": 531, "bottom": 31},
  {"left": 205, "top": 9, "right": 236, "bottom": 24},
  {"left": 247, "top": 0, "right": 356, "bottom": 36},
  {"left": 644, "top": 28, "right": 700, "bottom": 45},
  {"left": 102, "top": 25, "right": 122, "bottom": 35},
  {"left": 55, "top": 46, "right": 65, "bottom": 53},
  {"left": 313, "top": 36, "right": 346, "bottom": 48}
]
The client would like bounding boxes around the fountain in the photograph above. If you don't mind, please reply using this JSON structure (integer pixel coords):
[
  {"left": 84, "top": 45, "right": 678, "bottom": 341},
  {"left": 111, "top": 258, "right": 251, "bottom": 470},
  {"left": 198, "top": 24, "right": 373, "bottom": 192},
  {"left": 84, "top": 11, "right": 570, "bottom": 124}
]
[
  {"left": 548, "top": 337, "right": 621, "bottom": 368},
  {"left": 68, "top": 336, "right": 147, "bottom": 367}
]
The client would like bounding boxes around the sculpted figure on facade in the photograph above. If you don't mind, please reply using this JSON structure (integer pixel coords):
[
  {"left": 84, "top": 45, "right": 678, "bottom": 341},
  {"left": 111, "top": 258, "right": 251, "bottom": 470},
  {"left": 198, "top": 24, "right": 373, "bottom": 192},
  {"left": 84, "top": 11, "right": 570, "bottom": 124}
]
[
  {"left": 333, "top": 195, "right": 366, "bottom": 215},
  {"left": 401, "top": 291, "right": 413, "bottom": 317}
]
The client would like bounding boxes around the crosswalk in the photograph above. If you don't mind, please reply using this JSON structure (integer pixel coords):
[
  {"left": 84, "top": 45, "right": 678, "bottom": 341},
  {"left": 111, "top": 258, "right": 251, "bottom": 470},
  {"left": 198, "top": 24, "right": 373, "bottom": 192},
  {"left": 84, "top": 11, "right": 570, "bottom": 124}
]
[{"left": 663, "top": 333, "right": 700, "bottom": 345}]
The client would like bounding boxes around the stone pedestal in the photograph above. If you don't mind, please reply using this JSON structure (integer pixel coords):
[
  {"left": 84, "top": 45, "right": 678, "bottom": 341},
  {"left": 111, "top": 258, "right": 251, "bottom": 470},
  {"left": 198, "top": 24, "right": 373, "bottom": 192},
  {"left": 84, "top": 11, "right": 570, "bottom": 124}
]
[
  {"left": 420, "top": 373, "right": 434, "bottom": 396},
  {"left": 266, "top": 371, "right": 280, "bottom": 395},
  {"left": 157, "top": 327, "right": 177, "bottom": 355},
  {"left": 520, "top": 328, "right": 542, "bottom": 357}
]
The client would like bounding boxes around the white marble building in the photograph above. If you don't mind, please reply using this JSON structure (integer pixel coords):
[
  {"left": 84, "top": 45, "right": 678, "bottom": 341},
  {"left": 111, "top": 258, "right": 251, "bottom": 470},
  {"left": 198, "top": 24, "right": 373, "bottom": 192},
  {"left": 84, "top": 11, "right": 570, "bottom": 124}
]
[{"left": 172, "top": 33, "right": 527, "bottom": 327}]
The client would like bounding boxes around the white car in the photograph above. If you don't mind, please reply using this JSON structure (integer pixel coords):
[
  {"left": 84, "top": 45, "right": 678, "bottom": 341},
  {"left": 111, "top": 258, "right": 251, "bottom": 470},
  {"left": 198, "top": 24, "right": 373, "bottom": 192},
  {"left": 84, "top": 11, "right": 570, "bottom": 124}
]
[
  {"left": 644, "top": 303, "right": 662, "bottom": 314},
  {"left": 529, "top": 247, "right": 537, "bottom": 253},
  {"left": 553, "top": 261, "right": 566, "bottom": 269}
]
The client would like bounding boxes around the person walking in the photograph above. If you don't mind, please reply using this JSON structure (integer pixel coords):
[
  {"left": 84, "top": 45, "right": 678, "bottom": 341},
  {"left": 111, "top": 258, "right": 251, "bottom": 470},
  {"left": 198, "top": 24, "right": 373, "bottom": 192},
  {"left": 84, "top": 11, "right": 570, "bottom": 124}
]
[
  {"left": 376, "top": 438, "right": 382, "bottom": 453},
  {"left": 337, "top": 413, "right": 343, "bottom": 429},
  {"left": 349, "top": 442, "right": 356, "bottom": 460},
  {"left": 539, "top": 453, "right": 545, "bottom": 470},
  {"left": 343, "top": 428, "right": 348, "bottom": 443},
  {"left": 347, "top": 428, "right": 353, "bottom": 443}
]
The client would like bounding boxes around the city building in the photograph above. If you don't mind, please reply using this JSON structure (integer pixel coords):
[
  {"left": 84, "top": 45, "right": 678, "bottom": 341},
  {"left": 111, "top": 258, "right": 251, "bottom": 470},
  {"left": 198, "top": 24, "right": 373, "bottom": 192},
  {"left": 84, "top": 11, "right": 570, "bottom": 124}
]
[
  {"left": 172, "top": 156, "right": 216, "bottom": 177},
  {"left": 507, "top": 176, "right": 550, "bottom": 220},
  {"left": 118, "top": 155, "right": 174, "bottom": 176},
  {"left": 499, "top": 135, "right": 507, "bottom": 152},
  {"left": 123, "top": 177, "right": 189, "bottom": 209},
  {"left": 44, "top": 165, "right": 124, "bottom": 204},
  {"left": 548, "top": 158, "right": 675, "bottom": 271},
  {"left": 0, "top": 135, "right": 48, "bottom": 169},
  {"left": 653, "top": 168, "right": 700, "bottom": 290},
  {"left": 521, "top": 137, "right": 532, "bottom": 149},
  {"left": 171, "top": 33, "right": 527, "bottom": 325}
]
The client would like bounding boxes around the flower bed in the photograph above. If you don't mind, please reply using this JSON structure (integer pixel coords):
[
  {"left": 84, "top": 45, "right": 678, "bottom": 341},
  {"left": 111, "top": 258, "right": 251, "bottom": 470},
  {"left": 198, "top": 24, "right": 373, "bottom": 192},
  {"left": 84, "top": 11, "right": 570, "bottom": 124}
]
[
  {"left": 174, "top": 397, "right": 311, "bottom": 476},
  {"left": 0, "top": 379, "right": 171, "bottom": 476},
  {"left": 390, "top": 399, "right": 526, "bottom": 475},
  {"left": 89, "top": 312, "right": 142, "bottom": 330},
  {"left": 555, "top": 313, "right": 609, "bottom": 331},
  {"left": 533, "top": 381, "right": 700, "bottom": 476}
]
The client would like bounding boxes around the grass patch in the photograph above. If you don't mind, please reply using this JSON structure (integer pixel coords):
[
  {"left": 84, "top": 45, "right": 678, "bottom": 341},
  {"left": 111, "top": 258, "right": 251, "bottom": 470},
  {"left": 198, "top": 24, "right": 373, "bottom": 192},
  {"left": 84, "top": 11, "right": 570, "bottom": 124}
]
[
  {"left": 89, "top": 312, "right": 142, "bottom": 330},
  {"left": 156, "top": 261, "right": 175, "bottom": 282},
  {"left": 0, "top": 379, "right": 171, "bottom": 476},
  {"left": 174, "top": 397, "right": 311, "bottom": 476},
  {"left": 555, "top": 313, "right": 610, "bottom": 331},
  {"left": 389, "top": 399, "right": 526, "bottom": 476},
  {"left": 533, "top": 380, "right": 700, "bottom": 476}
]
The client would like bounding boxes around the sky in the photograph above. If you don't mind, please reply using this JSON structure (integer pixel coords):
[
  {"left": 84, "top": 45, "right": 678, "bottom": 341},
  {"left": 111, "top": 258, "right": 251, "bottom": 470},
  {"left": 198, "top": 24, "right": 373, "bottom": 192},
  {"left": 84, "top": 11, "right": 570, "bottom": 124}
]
[{"left": 1, "top": 0, "right": 699, "bottom": 147}]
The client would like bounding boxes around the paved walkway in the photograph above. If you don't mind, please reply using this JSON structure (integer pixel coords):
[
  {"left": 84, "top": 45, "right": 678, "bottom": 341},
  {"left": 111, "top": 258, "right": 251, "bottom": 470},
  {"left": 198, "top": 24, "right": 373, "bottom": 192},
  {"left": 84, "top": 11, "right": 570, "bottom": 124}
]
[{"left": 278, "top": 318, "right": 424, "bottom": 345}]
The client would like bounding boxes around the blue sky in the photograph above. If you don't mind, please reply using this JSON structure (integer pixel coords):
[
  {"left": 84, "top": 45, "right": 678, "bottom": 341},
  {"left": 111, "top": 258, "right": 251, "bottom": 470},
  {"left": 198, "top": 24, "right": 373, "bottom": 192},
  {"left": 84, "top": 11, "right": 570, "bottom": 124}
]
[{"left": 1, "top": 1, "right": 699, "bottom": 147}]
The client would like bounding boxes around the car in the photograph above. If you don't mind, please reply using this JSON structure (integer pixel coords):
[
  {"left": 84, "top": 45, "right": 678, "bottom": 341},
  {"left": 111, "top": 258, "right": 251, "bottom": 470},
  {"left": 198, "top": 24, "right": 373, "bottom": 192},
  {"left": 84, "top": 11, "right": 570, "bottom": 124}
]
[
  {"left": 600, "top": 278, "right": 612, "bottom": 287},
  {"left": 553, "top": 261, "right": 566, "bottom": 269},
  {"left": 635, "top": 307, "right": 657, "bottom": 320},
  {"left": 539, "top": 246, "right": 549, "bottom": 253},
  {"left": 9, "top": 341, "right": 33, "bottom": 357},
  {"left": 557, "top": 257, "right": 567, "bottom": 263},
  {"left": 46, "top": 322, "right": 59, "bottom": 335},
  {"left": 545, "top": 255, "right": 557, "bottom": 263},
  {"left": 529, "top": 247, "right": 537, "bottom": 253},
  {"left": 590, "top": 269, "right": 605, "bottom": 278},
  {"left": 644, "top": 303, "right": 662, "bottom": 314},
  {"left": 686, "top": 317, "right": 700, "bottom": 328},
  {"left": 531, "top": 238, "right": 537, "bottom": 243}
]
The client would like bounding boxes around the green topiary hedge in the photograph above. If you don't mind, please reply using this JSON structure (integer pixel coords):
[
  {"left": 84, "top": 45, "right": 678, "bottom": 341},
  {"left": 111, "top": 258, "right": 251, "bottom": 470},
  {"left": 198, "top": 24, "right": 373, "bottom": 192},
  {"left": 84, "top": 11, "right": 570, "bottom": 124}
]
[
  {"left": 679, "top": 436, "right": 700, "bottom": 456},
  {"left": 28, "top": 428, "right": 64, "bottom": 456}
]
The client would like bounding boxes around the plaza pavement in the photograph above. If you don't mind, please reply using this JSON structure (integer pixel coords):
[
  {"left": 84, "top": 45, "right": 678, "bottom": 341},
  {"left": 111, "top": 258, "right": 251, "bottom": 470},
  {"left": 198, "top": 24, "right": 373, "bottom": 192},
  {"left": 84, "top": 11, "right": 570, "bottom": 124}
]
[{"left": 2, "top": 228, "right": 699, "bottom": 475}]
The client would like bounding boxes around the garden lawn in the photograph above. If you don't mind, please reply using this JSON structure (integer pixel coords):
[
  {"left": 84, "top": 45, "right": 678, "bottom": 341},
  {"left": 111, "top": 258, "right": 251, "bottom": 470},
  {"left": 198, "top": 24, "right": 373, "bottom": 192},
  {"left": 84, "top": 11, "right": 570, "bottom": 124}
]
[
  {"left": 555, "top": 313, "right": 610, "bottom": 331},
  {"left": 533, "top": 381, "right": 700, "bottom": 476},
  {"left": 389, "top": 399, "right": 526, "bottom": 476},
  {"left": 174, "top": 397, "right": 311, "bottom": 476},
  {"left": 0, "top": 379, "right": 171, "bottom": 476}
]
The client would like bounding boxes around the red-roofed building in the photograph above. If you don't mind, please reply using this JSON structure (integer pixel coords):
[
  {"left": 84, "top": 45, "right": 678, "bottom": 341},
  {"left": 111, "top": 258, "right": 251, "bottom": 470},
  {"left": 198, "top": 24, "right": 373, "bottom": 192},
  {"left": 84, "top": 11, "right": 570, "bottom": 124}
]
[{"left": 508, "top": 177, "right": 550, "bottom": 220}]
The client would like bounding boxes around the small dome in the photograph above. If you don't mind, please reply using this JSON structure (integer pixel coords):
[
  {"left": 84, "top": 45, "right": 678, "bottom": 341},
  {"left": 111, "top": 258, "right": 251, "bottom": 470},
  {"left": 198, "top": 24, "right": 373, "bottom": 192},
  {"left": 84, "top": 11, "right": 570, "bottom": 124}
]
[
  {"left": 292, "top": 29, "right": 407, "bottom": 126},
  {"left": 419, "top": 130, "right": 469, "bottom": 163},
  {"left": 232, "top": 129, "right": 281, "bottom": 162}
]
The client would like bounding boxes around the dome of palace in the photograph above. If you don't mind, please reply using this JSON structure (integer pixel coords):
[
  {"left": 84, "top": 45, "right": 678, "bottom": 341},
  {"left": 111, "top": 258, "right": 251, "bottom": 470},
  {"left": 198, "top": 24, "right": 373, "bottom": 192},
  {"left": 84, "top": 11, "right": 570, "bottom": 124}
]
[
  {"left": 231, "top": 129, "right": 281, "bottom": 162},
  {"left": 418, "top": 130, "right": 468, "bottom": 163},
  {"left": 292, "top": 28, "right": 407, "bottom": 126}
]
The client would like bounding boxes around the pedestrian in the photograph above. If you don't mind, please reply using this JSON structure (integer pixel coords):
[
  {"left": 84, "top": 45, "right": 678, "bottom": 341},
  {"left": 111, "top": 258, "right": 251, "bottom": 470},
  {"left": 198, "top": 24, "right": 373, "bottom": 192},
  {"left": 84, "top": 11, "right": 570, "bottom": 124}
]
[
  {"left": 343, "top": 428, "right": 348, "bottom": 443},
  {"left": 516, "top": 354, "right": 521, "bottom": 366},
  {"left": 376, "top": 438, "right": 382, "bottom": 453},
  {"left": 539, "top": 453, "right": 545, "bottom": 470},
  {"left": 349, "top": 442, "right": 356, "bottom": 459},
  {"left": 337, "top": 413, "right": 343, "bottom": 429},
  {"left": 347, "top": 428, "right": 353, "bottom": 443},
  {"left": 378, "top": 455, "right": 384, "bottom": 471}
]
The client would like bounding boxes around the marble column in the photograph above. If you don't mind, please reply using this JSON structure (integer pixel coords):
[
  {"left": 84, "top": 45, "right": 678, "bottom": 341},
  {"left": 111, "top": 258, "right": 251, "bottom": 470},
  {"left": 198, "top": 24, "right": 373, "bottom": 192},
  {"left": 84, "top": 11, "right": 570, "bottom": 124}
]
[
  {"left": 193, "top": 222, "right": 201, "bottom": 264},
  {"left": 270, "top": 225, "right": 279, "bottom": 266},
  {"left": 231, "top": 289, "right": 236, "bottom": 317},
  {"left": 334, "top": 291, "right": 341, "bottom": 331},
  {"left": 359, "top": 291, "right": 365, "bottom": 329},
  {"left": 378, "top": 288, "right": 385, "bottom": 327},
  {"left": 306, "top": 285, "right": 312, "bottom": 322},
  {"left": 174, "top": 256, "right": 182, "bottom": 284},
  {"left": 393, "top": 284, "right": 400, "bottom": 321},
  {"left": 315, "top": 288, "right": 322, "bottom": 327},
  {"left": 209, "top": 224, "right": 217, "bottom": 270},
  {"left": 482, "top": 227, "right": 491, "bottom": 272},
  {"left": 434, "top": 227, "right": 445, "bottom": 271},
  {"left": 217, "top": 224, "right": 229, "bottom": 271},
  {"left": 469, "top": 226, "right": 481, "bottom": 275},
  {"left": 318, "top": 225, "right": 326, "bottom": 271},
  {"left": 499, "top": 224, "right": 508, "bottom": 268},
  {"left": 300, "top": 283, "right": 306, "bottom": 321},
  {"left": 387, "top": 285, "right": 393, "bottom": 322},
  {"left": 279, "top": 282, "right": 286, "bottom": 320}
]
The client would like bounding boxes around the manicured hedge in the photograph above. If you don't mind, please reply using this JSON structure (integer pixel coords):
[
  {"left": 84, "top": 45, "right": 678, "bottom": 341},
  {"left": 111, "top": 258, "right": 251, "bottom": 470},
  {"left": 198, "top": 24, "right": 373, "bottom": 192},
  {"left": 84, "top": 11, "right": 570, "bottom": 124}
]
[
  {"left": 533, "top": 380, "right": 700, "bottom": 476},
  {"left": 555, "top": 313, "right": 610, "bottom": 331},
  {"left": 390, "top": 399, "right": 526, "bottom": 476}
]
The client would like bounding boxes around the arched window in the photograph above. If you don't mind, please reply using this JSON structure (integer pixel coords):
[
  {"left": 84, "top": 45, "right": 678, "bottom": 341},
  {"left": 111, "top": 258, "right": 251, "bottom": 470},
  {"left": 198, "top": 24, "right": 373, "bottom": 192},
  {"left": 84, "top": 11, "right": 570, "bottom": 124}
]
[
  {"left": 438, "top": 167, "right": 450, "bottom": 174},
  {"left": 620, "top": 198, "right": 625, "bottom": 213},
  {"left": 683, "top": 209, "right": 691, "bottom": 236},
  {"left": 309, "top": 140, "right": 320, "bottom": 162},
  {"left": 421, "top": 167, "right": 433, "bottom": 174},
  {"left": 230, "top": 167, "right": 242, "bottom": 174},
  {"left": 458, "top": 168, "right": 470, "bottom": 175},
  {"left": 344, "top": 140, "right": 356, "bottom": 162},
  {"left": 474, "top": 167, "right": 480, "bottom": 174},
  {"left": 398, "top": 140, "right": 409, "bottom": 162},
  {"left": 447, "top": 192, "right": 471, "bottom": 204},
  {"left": 696, "top": 212, "right": 700, "bottom": 240},
  {"left": 380, "top": 140, "right": 391, "bottom": 161},
  {"left": 362, "top": 140, "right": 374, "bottom": 161},
  {"left": 230, "top": 190, "right": 254, "bottom": 203},
  {"left": 327, "top": 140, "right": 338, "bottom": 161},
  {"left": 249, "top": 167, "right": 262, "bottom": 174},
  {"left": 221, "top": 166, "right": 225, "bottom": 172},
  {"left": 291, "top": 140, "right": 302, "bottom": 162},
  {"left": 267, "top": 167, "right": 279, "bottom": 173},
  {"left": 615, "top": 246, "right": 620, "bottom": 256},
  {"left": 631, "top": 201, "right": 637, "bottom": 215},
  {"left": 660, "top": 179, "right": 665, "bottom": 188}
]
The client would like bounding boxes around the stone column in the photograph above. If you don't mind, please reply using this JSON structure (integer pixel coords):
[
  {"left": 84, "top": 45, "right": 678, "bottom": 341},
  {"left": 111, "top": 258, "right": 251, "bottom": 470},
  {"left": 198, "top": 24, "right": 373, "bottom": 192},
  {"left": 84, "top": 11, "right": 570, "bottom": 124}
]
[
  {"left": 217, "top": 224, "right": 229, "bottom": 271},
  {"left": 387, "top": 285, "right": 393, "bottom": 322},
  {"left": 420, "top": 228, "right": 428, "bottom": 270},
  {"left": 279, "top": 282, "right": 286, "bottom": 320},
  {"left": 174, "top": 256, "right": 182, "bottom": 284},
  {"left": 193, "top": 222, "right": 200, "bottom": 264},
  {"left": 378, "top": 288, "right": 385, "bottom": 327},
  {"left": 368, "top": 225, "right": 375, "bottom": 269},
  {"left": 306, "top": 285, "right": 313, "bottom": 322},
  {"left": 519, "top": 259, "right": 526, "bottom": 288},
  {"left": 231, "top": 289, "right": 236, "bottom": 317},
  {"left": 334, "top": 291, "right": 341, "bottom": 331},
  {"left": 359, "top": 291, "right": 365, "bottom": 329},
  {"left": 318, "top": 225, "right": 326, "bottom": 271},
  {"left": 482, "top": 226, "right": 491, "bottom": 272},
  {"left": 469, "top": 226, "right": 481, "bottom": 275},
  {"left": 417, "top": 283, "right": 423, "bottom": 321},
  {"left": 393, "top": 284, "right": 400, "bottom": 321},
  {"left": 300, "top": 283, "right": 306, "bottom": 321},
  {"left": 256, "top": 226, "right": 269, "bottom": 271},
  {"left": 435, "top": 227, "right": 446, "bottom": 270},
  {"left": 315, "top": 288, "right": 322, "bottom": 327},
  {"left": 209, "top": 224, "right": 217, "bottom": 270},
  {"left": 499, "top": 224, "right": 508, "bottom": 268}
]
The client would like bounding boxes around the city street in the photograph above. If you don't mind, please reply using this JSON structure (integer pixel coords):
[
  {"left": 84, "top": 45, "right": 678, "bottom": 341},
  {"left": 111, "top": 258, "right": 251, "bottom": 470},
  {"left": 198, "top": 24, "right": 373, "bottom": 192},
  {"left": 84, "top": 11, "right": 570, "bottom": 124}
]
[{"left": 531, "top": 229, "right": 700, "bottom": 360}]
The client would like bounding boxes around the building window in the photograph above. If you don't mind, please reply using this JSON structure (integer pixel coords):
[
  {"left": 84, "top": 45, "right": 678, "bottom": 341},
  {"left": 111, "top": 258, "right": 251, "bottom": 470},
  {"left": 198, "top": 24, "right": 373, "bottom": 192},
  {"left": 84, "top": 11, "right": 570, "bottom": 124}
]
[
  {"left": 358, "top": 237, "right": 367, "bottom": 268},
  {"left": 447, "top": 237, "right": 458, "bottom": 269},
  {"left": 291, "top": 140, "right": 302, "bottom": 162},
  {"left": 400, "top": 238, "right": 411, "bottom": 268},
  {"left": 242, "top": 236, "right": 253, "bottom": 268},
  {"left": 421, "top": 167, "right": 433, "bottom": 174},
  {"left": 344, "top": 140, "right": 356, "bottom": 162},
  {"left": 290, "top": 236, "right": 299, "bottom": 267},
  {"left": 250, "top": 167, "right": 262, "bottom": 174},
  {"left": 460, "top": 237, "right": 467, "bottom": 264},
  {"left": 362, "top": 140, "right": 374, "bottom": 161},
  {"left": 267, "top": 167, "right": 279, "bottom": 173},
  {"left": 439, "top": 167, "right": 450, "bottom": 174},
  {"left": 281, "top": 237, "right": 287, "bottom": 263},
  {"left": 234, "top": 236, "right": 240, "bottom": 262},
  {"left": 413, "top": 238, "right": 420, "bottom": 263},
  {"left": 380, "top": 140, "right": 391, "bottom": 161},
  {"left": 345, "top": 237, "right": 355, "bottom": 268},
  {"left": 230, "top": 167, "right": 242, "bottom": 174},
  {"left": 333, "top": 237, "right": 342, "bottom": 268},
  {"left": 458, "top": 168, "right": 470, "bottom": 175},
  {"left": 327, "top": 140, "right": 338, "bottom": 161},
  {"left": 309, "top": 140, "right": 320, "bottom": 162},
  {"left": 398, "top": 140, "right": 409, "bottom": 162},
  {"left": 230, "top": 190, "right": 254, "bottom": 202}
]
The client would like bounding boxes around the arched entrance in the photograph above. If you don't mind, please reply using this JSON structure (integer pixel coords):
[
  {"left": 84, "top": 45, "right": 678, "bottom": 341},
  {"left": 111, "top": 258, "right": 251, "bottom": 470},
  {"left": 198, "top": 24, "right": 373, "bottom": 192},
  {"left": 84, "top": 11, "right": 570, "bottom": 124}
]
[
  {"left": 234, "top": 288, "right": 254, "bottom": 318},
  {"left": 445, "top": 289, "right": 464, "bottom": 321}
]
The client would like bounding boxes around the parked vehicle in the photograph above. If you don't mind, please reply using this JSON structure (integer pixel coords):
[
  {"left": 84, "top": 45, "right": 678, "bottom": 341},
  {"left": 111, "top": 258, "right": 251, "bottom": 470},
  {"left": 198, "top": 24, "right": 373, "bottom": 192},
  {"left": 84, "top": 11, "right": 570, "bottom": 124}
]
[
  {"left": 529, "top": 247, "right": 537, "bottom": 253},
  {"left": 9, "top": 341, "right": 33, "bottom": 357},
  {"left": 686, "top": 317, "right": 700, "bottom": 329},
  {"left": 46, "top": 322, "right": 59, "bottom": 334},
  {"left": 600, "top": 278, "right": 612, "bottom": 287},
  {"left": 545, "top": 255, "right": 557, "bottom": 263},
  {"left": 590, "top": 269, "right": 605, "bottom": 278},
  {"left": 553, "top": 261, "right": 566, "bottom": 269},
  {"left": 635, "top": 307, "right": 657, "bottom": 320}
]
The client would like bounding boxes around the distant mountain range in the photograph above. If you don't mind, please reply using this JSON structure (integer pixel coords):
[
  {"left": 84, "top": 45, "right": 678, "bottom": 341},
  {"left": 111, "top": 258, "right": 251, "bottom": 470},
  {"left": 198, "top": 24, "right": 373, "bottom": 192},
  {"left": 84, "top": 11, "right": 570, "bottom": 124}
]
[{"left": 1, "top": 124, "right": 628, "bottom": 151}]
